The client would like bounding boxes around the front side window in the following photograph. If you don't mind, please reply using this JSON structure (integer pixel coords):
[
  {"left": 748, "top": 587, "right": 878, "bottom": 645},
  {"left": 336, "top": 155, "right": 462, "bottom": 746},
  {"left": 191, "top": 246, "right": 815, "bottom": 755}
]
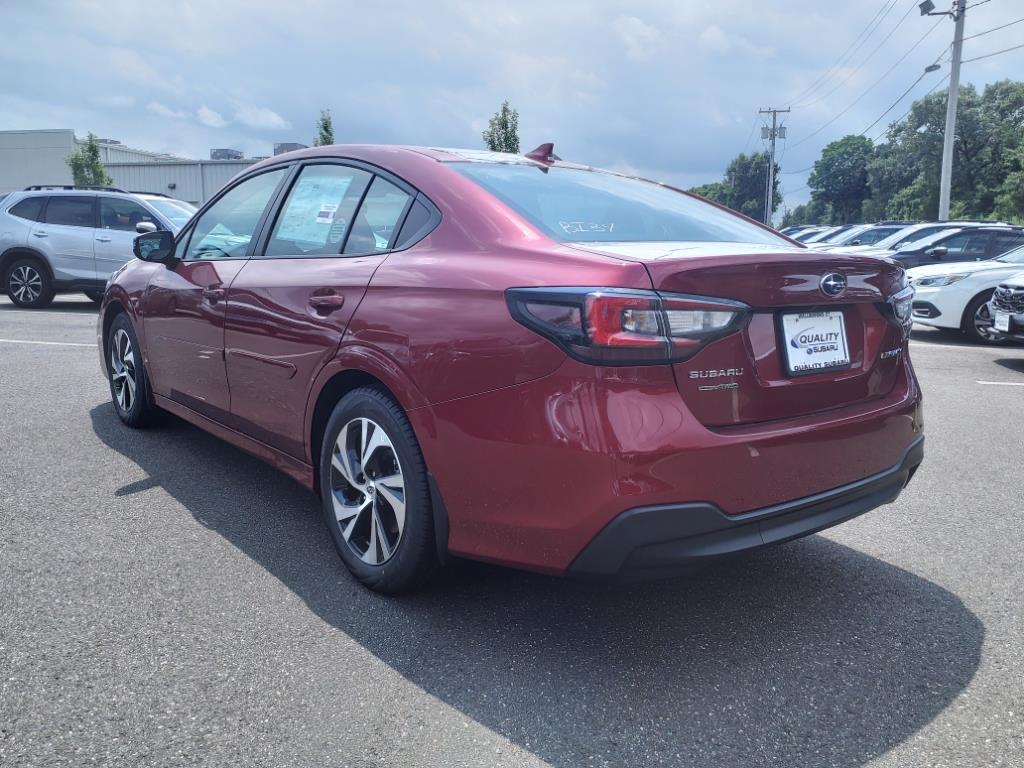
[
  {"left": 45, "top": 196, "right": 95, "bottom": 227},
  {"left": 454, "top": 163, "right": 790, "bottom": 246},
  {"left": 265, "top": 165, "right": 372, "bottom": 257},
  {"left": 183, "top": 168, "right": 287, "bottom": 260},
  {"left": 100, "top": 198, "right": 158, "bottom": 231},
  {"left": 939, "top": 232, "right": 990, "bottom": 259},
  {"left": 343, "top": 177, "right": 411, "bottom": 255},
  {"left": 9, "top": 196, "right": 46, "bottom": 222}
]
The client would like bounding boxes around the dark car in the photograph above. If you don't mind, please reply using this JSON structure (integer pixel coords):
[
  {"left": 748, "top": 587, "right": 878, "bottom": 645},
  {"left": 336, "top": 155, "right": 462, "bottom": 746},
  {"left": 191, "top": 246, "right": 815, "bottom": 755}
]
[
  {"left": 97, "top": 145, "right": 923, "bottom": 593},
  {"left": 890, "top": 226, "right": 1024, "bottom": 269}
]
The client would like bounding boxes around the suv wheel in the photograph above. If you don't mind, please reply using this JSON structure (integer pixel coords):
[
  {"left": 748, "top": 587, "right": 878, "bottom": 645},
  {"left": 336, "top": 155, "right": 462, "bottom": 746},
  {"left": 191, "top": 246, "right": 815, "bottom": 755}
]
[
  {"left": 107, "top": 314, "right": 160, "bottom": 427},
  {"left": 963, "top": 291, "right": 1008, "bottom": 345},
  {"left": 319, "top": 388, "right": 438, "bottom": 593},
  {"left": 5, "top": 257, "right": 54, "bottom": 308}
]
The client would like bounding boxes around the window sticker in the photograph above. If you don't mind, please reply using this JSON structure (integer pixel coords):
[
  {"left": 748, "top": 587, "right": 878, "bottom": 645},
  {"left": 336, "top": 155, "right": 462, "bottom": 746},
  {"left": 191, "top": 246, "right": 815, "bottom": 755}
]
[{"left": 277, "top": 176, "right": 353, "bottom": 246}]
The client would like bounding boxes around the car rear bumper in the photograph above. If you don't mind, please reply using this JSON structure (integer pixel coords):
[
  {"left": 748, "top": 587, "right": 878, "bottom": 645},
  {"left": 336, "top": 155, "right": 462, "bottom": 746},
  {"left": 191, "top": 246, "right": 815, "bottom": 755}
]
[{"left": 567, "top": 436, "right": 924, "bottom": 580}]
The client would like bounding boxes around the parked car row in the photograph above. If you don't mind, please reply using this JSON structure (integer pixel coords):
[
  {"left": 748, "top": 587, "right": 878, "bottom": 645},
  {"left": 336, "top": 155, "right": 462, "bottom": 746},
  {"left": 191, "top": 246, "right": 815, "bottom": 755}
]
[{"left": 0, "top": 186, "right": 196, "bottom": 307}]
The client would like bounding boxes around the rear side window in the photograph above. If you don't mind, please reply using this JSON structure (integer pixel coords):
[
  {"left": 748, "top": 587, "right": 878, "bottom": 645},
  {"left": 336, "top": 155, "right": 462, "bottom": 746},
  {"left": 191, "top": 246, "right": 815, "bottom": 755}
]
[
  {"left": 343, "top": 177, "right": 411, "bottom": 255},
  {"left": 994, "top": 233, "right": 1024, "bottom": 255},
  {"left": 454, "top": 163, "right": 789, "bottom": 246},
  {"left": 393, "top": 198, "right": 436, "bottom": 250},
  {"left": 45, "top": 197, "right": 95, "bottom": 227},
  {"left": 265, "top": 165, "right": 372, "bottom": 257},
  {"left": 9, "top": 196, "right": 46, "bottom": 222}
]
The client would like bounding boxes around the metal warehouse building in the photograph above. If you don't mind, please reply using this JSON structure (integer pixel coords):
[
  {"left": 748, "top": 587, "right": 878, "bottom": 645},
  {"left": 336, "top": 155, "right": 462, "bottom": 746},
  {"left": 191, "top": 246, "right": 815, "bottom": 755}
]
[{"left": 0, "top": 129, "right": 255, "bottom": 205}]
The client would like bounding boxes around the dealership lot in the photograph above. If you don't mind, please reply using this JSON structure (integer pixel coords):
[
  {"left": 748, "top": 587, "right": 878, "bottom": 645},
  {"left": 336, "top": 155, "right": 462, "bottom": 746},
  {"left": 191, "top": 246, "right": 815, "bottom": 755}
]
[{"left": 1, "top": 295, "right": 1022, "bottom": 767}]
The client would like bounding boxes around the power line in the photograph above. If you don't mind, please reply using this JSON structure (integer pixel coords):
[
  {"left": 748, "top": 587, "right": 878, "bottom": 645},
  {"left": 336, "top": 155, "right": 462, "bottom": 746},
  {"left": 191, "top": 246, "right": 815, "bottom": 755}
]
[
  {"left": 860, "top": 47, "right": 947, "bottom": 135},
  {"left": 789, "top": 17, "right": 946, "bottom": 150},
  {"left": 793, "top": 0, "right": 919, "bottom": 109},
  {"left": 962, "top": 16, "right": 1024, "bottom": 40},
  {"left": 965, "top": 0, "right": 993, "bottom": 8},
  {"left": 871, "top": 73, "right": 950, "bottom": 141},
  {"left": 785, "top": 0, "right": 901, "bottom": 106},
  {"left": 962, "top": 41, "right": 1024, "bottom": 62},
  {"left": 781, "top": 166, "right": 814, "bottom": 175}
]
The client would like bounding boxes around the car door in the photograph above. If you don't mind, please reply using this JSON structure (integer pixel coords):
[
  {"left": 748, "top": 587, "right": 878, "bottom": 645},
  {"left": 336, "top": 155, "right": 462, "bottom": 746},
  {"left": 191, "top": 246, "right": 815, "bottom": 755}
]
[
  {"left": 31, "top": 195, "right": 97, "bottom": 283},
  {"left": 95, "top": 197, "right": 161, "bottom": 281},
  {"left": 223, "top": 162, "right": 413, "bottom": 458},
  {"left": 142, "top": 167, "right": 289, "bottom": 422}
]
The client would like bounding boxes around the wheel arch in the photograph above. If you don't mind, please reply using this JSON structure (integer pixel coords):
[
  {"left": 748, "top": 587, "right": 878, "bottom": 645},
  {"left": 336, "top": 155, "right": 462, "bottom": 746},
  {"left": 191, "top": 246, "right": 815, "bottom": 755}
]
[
  {"left": 959, "top": 286, "right": 997, "bottom": 330},
  {"left": 1, "top": 246, "right": 54, "bottom": 284}
]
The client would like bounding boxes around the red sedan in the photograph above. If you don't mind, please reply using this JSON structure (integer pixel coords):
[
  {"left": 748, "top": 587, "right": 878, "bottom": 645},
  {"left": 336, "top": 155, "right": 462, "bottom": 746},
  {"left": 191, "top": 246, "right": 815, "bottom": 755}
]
[{"left": 98, "top": 144, "right": 923, "bottom": 593}]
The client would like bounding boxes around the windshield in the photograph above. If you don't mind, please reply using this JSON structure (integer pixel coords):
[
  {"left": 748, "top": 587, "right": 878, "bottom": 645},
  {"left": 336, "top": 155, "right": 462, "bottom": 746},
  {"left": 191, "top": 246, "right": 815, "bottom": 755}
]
[
  {"left": 996, "top": 245, "right": 1024, "bottom": 264},
  {"left": 453, "top": 163, "right": 790, "bottom": 246},
  {"left": 826, "top": 225, "right": 870, "bottom": 244},
  {"left": 147, "top": 198, "right": 197, "bottom": 228}
]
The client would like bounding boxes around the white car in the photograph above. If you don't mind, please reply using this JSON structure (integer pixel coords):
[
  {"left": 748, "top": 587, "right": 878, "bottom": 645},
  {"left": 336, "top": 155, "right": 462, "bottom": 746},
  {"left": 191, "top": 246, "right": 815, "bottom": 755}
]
[
  {"left": 907, "top": 244, "right": 1024, "bottom": 343},
  {"left": 990, "top": 271, "right": 1024, "bottom": 343}
]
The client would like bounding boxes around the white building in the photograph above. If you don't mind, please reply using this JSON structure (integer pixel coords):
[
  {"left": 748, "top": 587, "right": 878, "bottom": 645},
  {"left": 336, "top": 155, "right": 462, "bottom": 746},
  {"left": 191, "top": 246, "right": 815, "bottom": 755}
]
[{"left": 0, "top": 129, "right": 256, "bottom": 205}]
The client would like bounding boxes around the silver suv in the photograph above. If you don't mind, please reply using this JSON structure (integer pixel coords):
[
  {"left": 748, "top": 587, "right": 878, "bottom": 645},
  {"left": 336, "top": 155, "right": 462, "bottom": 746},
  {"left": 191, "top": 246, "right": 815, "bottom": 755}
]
[{"left": 0, "top": 186, "right": 196, "bottom": 308}]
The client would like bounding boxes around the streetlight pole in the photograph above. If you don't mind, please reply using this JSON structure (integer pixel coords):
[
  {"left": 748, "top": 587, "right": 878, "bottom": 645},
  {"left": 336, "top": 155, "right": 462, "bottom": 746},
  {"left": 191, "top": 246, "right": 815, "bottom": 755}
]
[{"left": 937, "top": 0, "right": 966, "bottom": 220}]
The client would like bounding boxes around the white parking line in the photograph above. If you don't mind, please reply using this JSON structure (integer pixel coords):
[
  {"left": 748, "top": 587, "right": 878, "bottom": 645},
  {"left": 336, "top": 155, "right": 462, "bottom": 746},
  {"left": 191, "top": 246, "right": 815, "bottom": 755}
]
[
  {"left": 0, "top": 338, "right": 94, "bottom": 347},
  {"left": 976, "top": 380, "right": 1024, "bottom": 387}
]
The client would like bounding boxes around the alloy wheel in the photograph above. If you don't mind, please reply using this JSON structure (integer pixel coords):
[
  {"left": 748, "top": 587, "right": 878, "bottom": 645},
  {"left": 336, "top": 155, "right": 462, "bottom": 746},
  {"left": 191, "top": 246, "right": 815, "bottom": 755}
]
[
  {"left": 9, "top": 265, "right": 42, "bottom": 304},
  {"left": 330, "top": 417, "right": 406, "bottom": 565},
  {"left": 110, "top": 328, "right": 137, "bottom": 412},
  {"left": 973, "top": 301, "right": 1001, "bottom": 342}
]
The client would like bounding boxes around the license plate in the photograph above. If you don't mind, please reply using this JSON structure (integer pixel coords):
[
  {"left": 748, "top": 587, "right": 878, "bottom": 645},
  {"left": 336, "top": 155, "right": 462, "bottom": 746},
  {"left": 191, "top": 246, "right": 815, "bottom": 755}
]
[
  {"left": 995, "top": 311, "right": 1011, "bottom": 332},
  {"left": 781, "top": 311, "right": 850, "bottom": 375}
]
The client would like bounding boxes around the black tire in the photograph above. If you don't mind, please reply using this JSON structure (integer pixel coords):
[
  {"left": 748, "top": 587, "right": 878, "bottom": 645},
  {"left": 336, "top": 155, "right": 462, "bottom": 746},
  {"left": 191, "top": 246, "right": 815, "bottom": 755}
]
[
  {"left": 84, "top": 289, "right": 104, "bottom": 303},
  {"left": 5, "top": 256, "right": 54, "bottom": 308},
  {"left": 106, "top": 313, "right": 160, "bottom": 428},
  {"left": 319, "top": 387, "right": 438, "bottom": 594},
  {"left": 962, "top": 290, "right": 1008, "bottom": 345}
]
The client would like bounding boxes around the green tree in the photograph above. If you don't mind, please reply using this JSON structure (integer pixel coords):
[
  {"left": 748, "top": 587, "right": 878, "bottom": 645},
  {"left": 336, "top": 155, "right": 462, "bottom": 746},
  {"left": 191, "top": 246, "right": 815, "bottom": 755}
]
[
  {"left": 66, "top": 132, "right": 113, "bottom": 187},
  {"left": 808, "top": 135, "right": 873, "bottom": 223},
  {"left": 314, "top": 109, "right": 335, "bottom": 146},
  {"left": 482, "top": 100, "right": 519, "bottom": 153},
  {"left": 688, "top": 152, "right": 780, "bottom": 223}
]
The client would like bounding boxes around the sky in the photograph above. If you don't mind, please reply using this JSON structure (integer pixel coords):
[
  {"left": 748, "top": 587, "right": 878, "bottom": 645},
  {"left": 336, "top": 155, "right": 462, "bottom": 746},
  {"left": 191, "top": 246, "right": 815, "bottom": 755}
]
[{"left": 1, "top": 0, "right": 1022, "bottom": 213}]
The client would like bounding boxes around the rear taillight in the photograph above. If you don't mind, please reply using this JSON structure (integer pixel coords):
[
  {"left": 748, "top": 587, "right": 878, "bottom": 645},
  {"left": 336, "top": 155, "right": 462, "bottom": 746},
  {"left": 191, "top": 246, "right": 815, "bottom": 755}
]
[
  {"left": 507, "top": 287, "right": 749, "bottom": 365},
  {"left": 888, "top": 285, "right": 914, "bottom": 339}
]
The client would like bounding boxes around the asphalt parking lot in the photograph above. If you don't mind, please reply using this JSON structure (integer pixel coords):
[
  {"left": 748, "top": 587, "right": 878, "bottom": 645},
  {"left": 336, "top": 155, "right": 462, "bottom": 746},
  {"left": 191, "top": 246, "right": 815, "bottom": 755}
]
[{"left": 1, "top": 294, "right": 1022, "bottom": 768}]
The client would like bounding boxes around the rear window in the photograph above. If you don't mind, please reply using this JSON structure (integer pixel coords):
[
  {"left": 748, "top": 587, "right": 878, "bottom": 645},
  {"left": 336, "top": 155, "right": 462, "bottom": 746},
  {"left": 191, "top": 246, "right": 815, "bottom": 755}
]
[
  {"left": 9, "top": 196, "right": 46, "bottom": 222},
  {"left": 453, "top": 163, "right": 788, "bottom": 246}
]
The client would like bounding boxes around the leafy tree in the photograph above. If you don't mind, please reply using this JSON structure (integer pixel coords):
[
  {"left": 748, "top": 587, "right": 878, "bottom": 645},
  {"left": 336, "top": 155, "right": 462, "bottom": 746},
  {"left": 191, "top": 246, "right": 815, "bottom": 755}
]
[
  {"left": 808, "top": 135, "right": 873, "bottom": 223},
  {"left": 482, "top": 101, "right": 520, "bottom": 153},
  {"left": 782, "top": 197, "right": 831, "bottom": 227},
  {"left": 314, "top": 109, "right": 335, "bottom": 146},
  {"left": 688, "top": 152, "right": 780, "bottom": 223},
  {"left": 67, "top": 132, "right": 113, "bottom": 187}
]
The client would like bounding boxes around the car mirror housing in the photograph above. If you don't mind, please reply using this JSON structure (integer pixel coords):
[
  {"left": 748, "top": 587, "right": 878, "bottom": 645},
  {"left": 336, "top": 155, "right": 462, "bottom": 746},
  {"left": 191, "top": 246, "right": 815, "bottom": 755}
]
[
  {"left": 134, "top": 230, "right": 176, "bottom": 263},
  {"left": 928, "top": 246, "right": 949, "bottom": 257},
  {"left": 135, "top": 220, "right": 158, "bottom": 234}
]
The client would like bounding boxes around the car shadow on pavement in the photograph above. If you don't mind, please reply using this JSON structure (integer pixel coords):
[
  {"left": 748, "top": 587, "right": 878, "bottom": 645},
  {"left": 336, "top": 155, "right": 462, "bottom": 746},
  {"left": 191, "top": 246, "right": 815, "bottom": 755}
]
[
  {"left": 90, "top": 404, "right": 983, "bottom": 768},
  {"left": 993, "top": 357, "right": 1024, "bottom": 374}
]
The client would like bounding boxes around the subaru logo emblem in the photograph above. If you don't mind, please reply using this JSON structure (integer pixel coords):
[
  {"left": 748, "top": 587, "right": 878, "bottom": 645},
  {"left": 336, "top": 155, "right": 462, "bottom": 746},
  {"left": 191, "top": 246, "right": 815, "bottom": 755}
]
[{"left": 820, "top": 273, "right": 847, "bottom": 297}]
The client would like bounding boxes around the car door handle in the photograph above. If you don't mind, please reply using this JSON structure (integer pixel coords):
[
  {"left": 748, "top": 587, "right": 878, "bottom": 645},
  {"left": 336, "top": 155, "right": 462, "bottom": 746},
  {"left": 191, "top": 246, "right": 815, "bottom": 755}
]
[
  {"left": 95, "top": 235, "right": 112, "bottom": 243},
  {"left": 202, "top": 287, "right": 226, "bottom": 303},
  {"left": 308, "top": 294, "right": 345, "bottom": 313},
  {"left": 32, "top": 231, "right": 48, "bottom": 238}
]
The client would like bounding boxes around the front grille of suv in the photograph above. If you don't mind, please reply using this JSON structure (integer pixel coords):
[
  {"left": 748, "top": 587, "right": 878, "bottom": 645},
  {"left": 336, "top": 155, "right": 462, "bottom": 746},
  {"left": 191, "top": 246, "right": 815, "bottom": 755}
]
[{"left": 993, "top": 285, "right": 1024, "bottom": 314}]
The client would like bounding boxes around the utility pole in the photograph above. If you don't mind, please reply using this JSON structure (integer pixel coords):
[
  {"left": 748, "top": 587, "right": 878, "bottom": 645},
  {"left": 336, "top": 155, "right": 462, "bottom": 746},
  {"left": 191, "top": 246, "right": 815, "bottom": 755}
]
[
  {"left": 759, "top": 107, "right": 789, "bottom": 225},
  {"left": 937, "top": 0, "right": 966, "bottom": 221}
]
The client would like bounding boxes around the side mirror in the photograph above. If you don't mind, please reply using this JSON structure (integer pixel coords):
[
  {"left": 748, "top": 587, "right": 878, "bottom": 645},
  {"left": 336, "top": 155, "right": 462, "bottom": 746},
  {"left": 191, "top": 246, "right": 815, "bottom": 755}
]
[
  {"left": 135, "top": 220, "right": 158, "bottom": 234},
  {"left": 849, "top": 239, "right": 862, "bottom": 245},
  {"left": 927, "top": 246, "right": 948, "bottom": 257},
  {"left": 134, "top": 230, "right": 176, "bottom": 263}
]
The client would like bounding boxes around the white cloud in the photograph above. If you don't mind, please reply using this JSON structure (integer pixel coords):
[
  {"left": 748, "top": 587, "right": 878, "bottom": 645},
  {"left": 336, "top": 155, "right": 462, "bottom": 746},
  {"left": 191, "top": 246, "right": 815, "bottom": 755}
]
[
  {"left": 147, "top": 101, "right": 186, "bottom": 119},
  {"left": 233, "top": 105, "right": 291, "bottom": 131},
  {"left": 196, "top": 106, "right": 227, "bottom": 128},
  {"left": 613, "top": 16, "right": 663, "bottom": 63},
  {"left": 699, "top": 25, "right": 773, "bottom": 57},
  {"left": 94, "top": 95, "right": 135, "bottom": 109}
]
